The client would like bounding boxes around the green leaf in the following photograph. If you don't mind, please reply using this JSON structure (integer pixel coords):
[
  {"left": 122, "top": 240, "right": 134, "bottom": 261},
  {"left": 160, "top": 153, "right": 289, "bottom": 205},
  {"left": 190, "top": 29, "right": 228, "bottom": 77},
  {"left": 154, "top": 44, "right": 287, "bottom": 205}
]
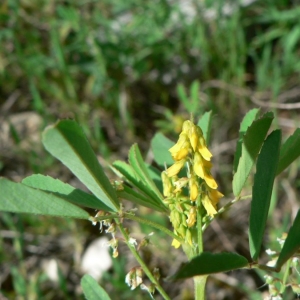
[
  {"left": 249, "top": 130, "right": 281, "bottom": 260},
  {"left": 177, "top": 83, "right": 190, "bottom": 110},
  {"left": 168, "top": 252, "right": 248, "bottom": 280},
  {"left": 275, "top": 209, "right": 300, "bottom": 270},
  {"left": 233, "top": 108, "right": 260, "bottom": 173},
  {"left": 42, "top": 120, "right": 119, "bottom": 212},
  {"left": 117, "top": 185, "right": 168, "bottom": 213},
  {"left": 112, "top": 161, "right": 167, "bottom": 212},
  {"left": 22, "top": 174, "right": 111, "bottom": 211},
  {"left": 0, "top": 178, "right": 89, "bottom": 219},
  {"left": 233, "top": 112, "right": 274, "bottom": 196},
  {"left": 151, "top": 132, "right": 174, "bottom": 167},
  {"left": 128, "top": 144, "right": 163, "bottom": 201},
  {"left": 197, "top": 111, "right": 212, "bottom": 144},
  {"left": 81, "top": 274, "right": 111, "bottom": 300},
  {"left": 276, "top": 128, "right": 300, "bottom": 175}
]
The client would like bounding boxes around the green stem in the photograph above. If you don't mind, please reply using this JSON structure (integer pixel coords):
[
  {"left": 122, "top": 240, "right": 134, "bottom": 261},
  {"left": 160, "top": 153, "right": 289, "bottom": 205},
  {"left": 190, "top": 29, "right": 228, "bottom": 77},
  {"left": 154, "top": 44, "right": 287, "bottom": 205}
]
[
  {"left": 123, "top": 213, "right": 185, "bottom": 244},
  {"left": 194, "top": 276, "right": 208, "bottom": 300},
  {"left": 194, "top": 197, "right": 205, "bottom": 300},
  {"left": 92, "top": 213, "right": 185, "bottom": 244},
  {"left": 116, "top": 219, "right": 171, "bottom": 300},
  {"left": 196, "top": 197, "right": 203, "bottom": 255}
]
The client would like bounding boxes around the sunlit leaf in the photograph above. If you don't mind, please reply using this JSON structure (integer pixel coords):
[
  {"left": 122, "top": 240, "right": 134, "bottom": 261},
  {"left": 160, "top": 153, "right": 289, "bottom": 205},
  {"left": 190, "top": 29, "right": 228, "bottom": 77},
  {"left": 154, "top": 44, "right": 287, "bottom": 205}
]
[
  {"left": 0, "top": 178, "right": 89, "bottom": 219},
  {"left": 233, "top": 112, "right": 274, "bottom": 196},
  {"left": 43, "top": 120, "right": 119, "bottom": 212},
  {"left": 151, "top": 132, "right": 174, "bottom": 167},
  {"left": 81, "top": 274, "right": 111, "bottom": 300},
  {"left": 233, "top": 108, "right": 260, "bottom": 172},
  {"left": 22, "top": 174, "right": 111, "bottom": 211},
  {"left": 197, "top": 111, "right": 212, "bottom": 143}
]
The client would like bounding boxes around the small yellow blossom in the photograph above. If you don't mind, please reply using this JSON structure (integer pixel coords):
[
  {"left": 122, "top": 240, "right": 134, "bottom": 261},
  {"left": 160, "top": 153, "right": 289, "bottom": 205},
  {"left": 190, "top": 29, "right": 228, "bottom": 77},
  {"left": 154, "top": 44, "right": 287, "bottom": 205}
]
[
  {"left": 186, "top": 207, "right": 197, "bottom": 227},
  {"left": 208, "top": 188, "right": 224, "bottom": 206},
  {"left": 198, "top": 136, "right": 212, "bottom": 161},
  {"left": 172, "top": 238, "right": 181, "bottom": 248},
  {"left": 166, "top": 159, "right": 186, "bottom": 177},
  {"left": 202, "top": 194, "right": 218, "bottom": 217},
  {"left": 169, "top": 133, "right": 190, "bottom": 160},
  {"left": 189, "top": 176, "right": 198, "bottom": 201}
]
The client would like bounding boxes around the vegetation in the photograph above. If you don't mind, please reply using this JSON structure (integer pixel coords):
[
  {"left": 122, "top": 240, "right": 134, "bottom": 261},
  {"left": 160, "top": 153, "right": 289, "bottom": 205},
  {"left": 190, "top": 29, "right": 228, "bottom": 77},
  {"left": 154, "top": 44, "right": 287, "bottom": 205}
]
[{"left": 1, "top": 1, "right": 300, "bottom": 299}]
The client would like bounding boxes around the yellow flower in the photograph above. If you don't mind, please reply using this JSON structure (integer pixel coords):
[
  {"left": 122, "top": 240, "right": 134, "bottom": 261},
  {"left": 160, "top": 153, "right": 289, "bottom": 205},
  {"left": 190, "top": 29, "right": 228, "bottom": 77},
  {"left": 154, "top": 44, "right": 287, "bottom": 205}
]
[
  {"left": 193, "top": 152, "right": 205, "bottom": 178},
  {"left": 193, "top": 152, "right": 218, "bottom": 189},
  {"left": 202, "top": 194, "right": 218, "bottom": 217},
  {"left": 166, "top": 159, "right": 186, "bottom": 177},
  {"left": 189, "top": 176, "right": 198, "bottom": 201},
  {"left": 189, "top": 123, "right": 199, "bottom": 151},
  {"left": 208, "top": 188, "right": 224, "bottom": 206},
  {"left": 186, "top": 207, "right": 197, "bottom": 227},
  {"left": 169, "top": 133, "right": 190, "bottom": 160},
  {"left": 198, "top": 136, "right": 212, "bottom": 161},
  {"left": 172, "top": 238, "right": 181, "bottom": 248}
]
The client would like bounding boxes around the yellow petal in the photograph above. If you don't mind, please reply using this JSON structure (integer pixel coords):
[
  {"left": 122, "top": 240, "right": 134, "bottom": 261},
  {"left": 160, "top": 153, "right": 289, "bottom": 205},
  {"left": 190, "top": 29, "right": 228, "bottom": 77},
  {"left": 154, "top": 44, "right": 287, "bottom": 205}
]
[
  {"left": 189, "top": 177, "right": 198, "bottom": 201},
  {"left": 172, "top": 238, "right": 181, "bottom": 249},
  {"left": 182, "top": 120, "right": 192, "bottom": 133},
  {"left": 203, "top": 172, "right": 218, "bottom": 189},
  {"left": 161, "top": 171, "right": 173, "bottom": 197},
  {"left": 189, "top": 124, "right": 198, "bottom": 151},
  {"left": 202, "top": 195, "right": 217, "bottom": 217},
  {"left": 193, "top": 152, "right": 205, "bottom": 178},
  {"left": 198, "top": 137, "right": 212, "bottom": 161},
  {"left": 208, "top": 188, "right": 224, "bottom": 206},
  {"left": 166, "top": 159, "right": 185, "bottom": 177}
]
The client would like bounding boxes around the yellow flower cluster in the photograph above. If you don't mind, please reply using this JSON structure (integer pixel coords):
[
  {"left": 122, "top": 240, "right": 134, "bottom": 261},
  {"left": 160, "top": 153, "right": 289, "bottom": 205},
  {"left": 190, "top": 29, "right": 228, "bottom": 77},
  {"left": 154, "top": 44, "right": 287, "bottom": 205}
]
[{"left": 162, "top": 120, "right": 223, "bottom": 248}]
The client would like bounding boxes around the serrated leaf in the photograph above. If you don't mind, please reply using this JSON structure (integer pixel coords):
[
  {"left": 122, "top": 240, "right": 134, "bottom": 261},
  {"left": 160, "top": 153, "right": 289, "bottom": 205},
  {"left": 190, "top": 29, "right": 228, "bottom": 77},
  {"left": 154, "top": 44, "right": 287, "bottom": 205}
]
[
  {"left": 168, "top": 252, "right": 248, "bottom": 280},
  {"left": 0, "top": 178, "right": 89, "bottom": 219},
  {"left": 81, "top": 274, "right": 111, "bottom": 300},
  {"left": 42, "top": 120, "right": 119, "bottom": 212},
  {"left": 276, "top": 128, "right": 300, "bottom": 175},
  {"left": 275, "top": 209, "right": 300, "bottom": 270},
  {"left": 197, "top": 111, "right": 212, "bottom": 143},
  {"left": 22, "top": 174, "right": 111, "bottom": 211},
  {"left": 233, "top": 112, "right": 274, "bottom": 196},
  {"left": 233, "top": 108, "right": 260, "bottom": 172},
  {"left": 128, "top": 144, "right": 163, "bottom": 201},
  {"left": 249, "top": 130, "right": 281, "bottom": 260},
  {"left": 151, "top": 132, "right": 174, "bottom": 167}
]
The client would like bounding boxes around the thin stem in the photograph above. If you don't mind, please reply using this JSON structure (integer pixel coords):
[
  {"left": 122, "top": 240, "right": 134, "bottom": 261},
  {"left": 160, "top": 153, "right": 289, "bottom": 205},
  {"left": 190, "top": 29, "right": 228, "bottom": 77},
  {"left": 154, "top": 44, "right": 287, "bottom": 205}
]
[
  {"left": 123, "top": 213, "right": 185, "bottom": 244},
  {"left": 196, "top": 197, "right": 203, "bottom": 255},
  {"left": 92, "top": 213, "right": 185, "bottom": 244},
  {"left": 194, "top": 196, "right": 205, "bottom": 300},
  {"left": 116, "top": 219, "right": 171, "bottom": 300},
  {"left": 194, "top": 276, "right": 208, "bottom": 300}
]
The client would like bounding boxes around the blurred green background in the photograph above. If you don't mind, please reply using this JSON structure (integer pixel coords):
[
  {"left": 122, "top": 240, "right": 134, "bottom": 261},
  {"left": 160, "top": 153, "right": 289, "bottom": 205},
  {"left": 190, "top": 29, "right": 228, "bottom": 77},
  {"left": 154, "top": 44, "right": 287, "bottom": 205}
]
[{"left": 1, "top": 0, "right": 300, "bottom": 299}]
